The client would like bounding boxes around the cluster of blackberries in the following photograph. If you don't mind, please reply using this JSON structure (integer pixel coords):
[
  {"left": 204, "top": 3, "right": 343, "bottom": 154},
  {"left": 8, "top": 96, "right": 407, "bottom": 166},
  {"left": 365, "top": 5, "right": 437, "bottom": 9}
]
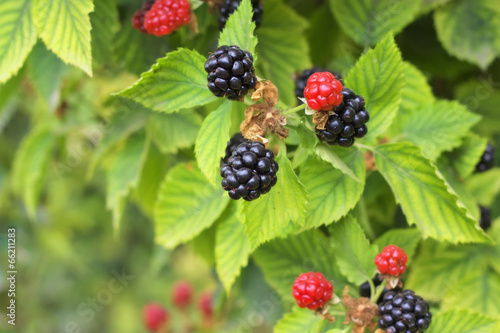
[
  {"left": 205, "top": 45, "right": 257, "bottom": 100},
  {"left": 222, "top": 133, "right": 246, "bottom": 162},
  {"left": 316, "top": 88, "right": 369, "bottom": 147},
  {"left": 378, "top": 290, "right": 432, "bottom": 333},
  {"left": 295, "top": 67, "right": 342, "bottom": 100},
  {"left": 220, "top": 140, "right": 278, "bottom": 201},
  {"left": 479, "top": 206, "right": 492, "bottom": 231},
  {"left": 475, "top": 144, "right": 495, "bottom": 173},
  {"left": 359, "top": 275, "right": 402, "bottom": 304},
  {"left": 218, "top": 0, "right": 263, "bottom": 31}
]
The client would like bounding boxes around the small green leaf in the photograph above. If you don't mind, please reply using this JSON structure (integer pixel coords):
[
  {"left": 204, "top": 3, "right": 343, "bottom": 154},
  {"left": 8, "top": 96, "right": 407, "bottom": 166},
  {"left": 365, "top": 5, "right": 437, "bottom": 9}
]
[
  {"left": 155, "top": 162, "right": 230, "bottom": 248},
  {"left": 33, "top": 0, "right": 94, "bottom": 75},
  {"left": 106, "top": 132, "right": 149, "bottom": 230},
  {"left": 242, "top": 145, "right": 309, "bottom": 249},
  {"left": 119, "top": 48, "right": 215, "bottom": 113},
  {"left": 253, "top": 230, "right": 347, "bottom": 302},
  {"left": 427, "top": 308, "right": 498, "bottom": 333},
  {"left": 218, "top": 0, "right": 257, "bottom": 55},
  {"left": 373, "top": 142, "right": 490, "bottom": 243},
  {"left": 442, "top": 270, "right": 500, "bottom": 317},
  {"left": 434, "top": 0, "right": 500, "bottom": 69},
  {"left": 399, "top": 62, "right": 434, "bottom": 116},
  {"left": 449, "top": 134, "right": 488, "bottom": 179},
  {"left": 399, "top": 100, "right": 481, "bottom": 160},
  {"left": 195, "top": 101, "right": 232, "bottom": 186},
  {"left": 374, "top": 229, "right": 422, "bottom": 265},
  {"left": 465, "top": 169, "right": 500, "bottom": 206},
  {"left": 256, "top": 0, "right": 311, "bottom": 106},
  {"left": 274, "top": 305, "right": 323, "bottom": 333},
  {"left": 302, "top": 150, "right": 365, "bottom": 229},
  {"left": 329, "top": 0, "right": 421, "bottom": 46},
  {"left": 346, "top": 34, "right": 404, "bottom": 142},
  {"left": 314, "top": 144, "right": 360, "bottom": 182},
  {"left": 330, "top": 216, "right": 379, "bottom": 285},
  {"left": 149, "top": 110, "right": 202, "bottom": 154},
  {"left": 11, "top": 126, "right": 56, "bottom": 219},
  {"left": 215, "top": 202, "right": 251, "bottom": 293},
  {"left": 0, "top": 0, "right": 37, "bottom": 83}
]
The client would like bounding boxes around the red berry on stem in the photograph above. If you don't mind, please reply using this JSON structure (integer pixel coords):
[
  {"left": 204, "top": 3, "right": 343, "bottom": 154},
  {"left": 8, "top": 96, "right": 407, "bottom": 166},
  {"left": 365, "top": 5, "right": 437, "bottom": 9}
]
[
  {"left": 292, "top": 272, "right": 333, "bottom": 310},
  {"left": 143, "top": 303, "right": 169, "bottom": 332},
  {"left": 199, "top": 292, "right": 213, "bottom": 318},
  {"left": 304, "top": 72, "right": 343, "bottom": 111},
  {"left": 172, "top": 281, "right": 192, "bottom": 309},
  {"left": 132, "top": 1, "right": 154, "bottom": 33},
  {"left": 375, "top": 245, "right": 408, "bottom": 276},
  {"left": 144, "top": 0, "right": 191, "bottom": 36}
]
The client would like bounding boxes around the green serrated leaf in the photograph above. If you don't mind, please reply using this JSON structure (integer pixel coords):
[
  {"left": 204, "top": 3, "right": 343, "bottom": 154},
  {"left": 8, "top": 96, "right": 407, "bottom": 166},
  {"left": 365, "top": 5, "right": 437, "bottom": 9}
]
[
  {"left": 0, "top": 0, "right": 37, "bottom": 83},
  {"left": 256, "top": 0, "right": 311, "bottom": 106},
  {"left": 154, "top": 162, "right": 230, "bottom": 249},
  {"left": 302, "top": 150, "right": 365, "bottom": 229},
  {"left": 90, "top": 0, "right": 119, "bottom": 65},
  {"left": 215, "top": 202, "right": 251, "bottom": 293},
  {"left": 442, "top": 270, "right": 500, "bottom": 317},
  {"left": 399, "top": 62, "right": 434, "bottom": 116},
  {"left": 346, "top": 34, "right": 404, "bottom": 142},
  {"left": 330, "top": 216, "right": 378, "bottom": 285},
  {"left": 434, "top": 0, "right": 500, "bottom": 70},
  {"left": 253, "top": 230, "right": 346, "bottom": 302},
  {"left": 329, "top": 0, "right": 421, "bottom": 46},
  {"left": 195, "top": 101, "right": 232, "bottom": 186},
  {"left": 149, "top": 110, "right": 202, "bottom": 154},
  {"left": 399, "top": 100, "right": 481, "bottom": 160},
  {"left": 449, "top": 134, "right": 488, "bottom": 179},
  {"left": 119, "top": 48, "right": 215, "bottom": 113},
  {"left": 242, "top": 145, "right": 309, "bottom": 249},
  {"left": 218, "top": 0, "right": 257, "bottom": 55},
  {"left": 427, "top": 308, "right": 497, "bottom": 333},
  {"left": 33, "top": 0, "right": 93, "bottom": 75},
  {"left": 274, "top": 305, "right": 323, "bottom": 333},
  {"left": 28, "top": 42, "right": 66, "bottom": 106},
  {"left": 11, "top": 126, "right": 56, "bottom": 219},
  {"left": 373, "top": 142, "right": 490, "bottom": 243},
  {"left": 374, "top": 229, "right": 421, "bottom": 265},
  {"left": 465, "top": 169, "right": 500, "bottom": 206},
  {"left": 313, "top": 144, "right": 360, "bottom": 182},
  {"left": 106, "top": 132, "right": 149, "bottom": 230}
]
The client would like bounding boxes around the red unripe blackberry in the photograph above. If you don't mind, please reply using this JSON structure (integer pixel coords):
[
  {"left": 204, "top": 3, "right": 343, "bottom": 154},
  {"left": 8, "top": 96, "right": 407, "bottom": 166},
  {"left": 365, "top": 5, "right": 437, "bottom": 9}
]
[
  {"left": 375, "top": 245, "right": 408, "bottom": 276},
  {"left": 132, "top": 0, "right": 155, "bottom": 33},
  {"left": 144, "top": 0, "right": 191, "bottom": 36},
  {"left": 172, "top": 281, "right": 192, "bottom": 309},
  {"left": 143, "top": 303, "right": 169, "bottom": 332},
  {"left": 295, "top": 67, "right": 341, "bottom": 100},
  {"left": 304, "top": 72, "right": 343, "bottom": 111},
  {"left": 199, "top": 292, "right": 213, "bottom": 318},
  {"left": 292, "top": 272, "right": 333, "bottom": 310}
]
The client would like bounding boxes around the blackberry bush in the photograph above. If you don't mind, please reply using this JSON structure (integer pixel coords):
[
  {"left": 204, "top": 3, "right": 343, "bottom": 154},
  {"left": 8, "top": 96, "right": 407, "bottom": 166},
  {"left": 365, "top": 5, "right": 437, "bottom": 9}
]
[
  {"left": 205, "top": 45, "right": 258, "bottom": 100},
  {"left": 220, "top": 141, "right": 278, "bottom": 201}
]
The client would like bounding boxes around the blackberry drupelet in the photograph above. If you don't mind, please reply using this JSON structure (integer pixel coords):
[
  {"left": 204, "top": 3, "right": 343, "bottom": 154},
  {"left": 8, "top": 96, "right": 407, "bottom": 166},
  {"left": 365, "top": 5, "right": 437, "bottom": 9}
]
[
  {"left": 205, "top": 45, "right": 258, "bottom": 100},
  {"left": 479, "top": 206, "right": 492, "bottom": 231},
  {"left": 475, "top": 144, "right": 495, "bottom": 173},
  {"left": 218, "top": 0, "right": 263, "bottom": 31},
  {"left": 379, "top": 290, "right": 432, "bottom": 333},
  {"left": 223, "top": 133, "right": 246, "bottom": 163},
  {"left": 295, "top": 67, "right": 342, "bottom": 100},
  {"left": 359, "top": 275, "right": 403, "bottom": 304},
  {"left": 315, "top": 88, "right": 370, "bottom": 148},
  {"left": 220, "top": 141, "right": 278, "bottom": 201}
]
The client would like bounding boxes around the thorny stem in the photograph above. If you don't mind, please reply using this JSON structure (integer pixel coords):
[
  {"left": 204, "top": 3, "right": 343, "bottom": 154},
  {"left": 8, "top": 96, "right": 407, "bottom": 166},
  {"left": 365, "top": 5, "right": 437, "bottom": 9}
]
[{"left": 282, "top": 103, "right": 306, "bottom": 116}]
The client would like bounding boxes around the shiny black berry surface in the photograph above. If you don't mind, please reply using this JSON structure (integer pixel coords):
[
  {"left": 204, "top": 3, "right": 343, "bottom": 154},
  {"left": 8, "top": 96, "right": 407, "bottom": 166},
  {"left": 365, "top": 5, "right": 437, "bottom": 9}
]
[
  {"left": 220, "top": 141, "right": 278, "bottom": 201},
  {"left": 218, "top": 0, "right": 263, "bottom": 31},
  {"left": 222, "top": 133, "right": 246, "bottom": 164},
  {"left": 475, "top": 144, "right": 495, "bottom": 173},
  {"left": 379, "top": 290, "right": 432, "bottom": 333},
  {"left": 479, "top": 206, "right": 492, "bottom": 231},
  {"left": 205, "top": 45, "right": 257, "bottom": 100}
]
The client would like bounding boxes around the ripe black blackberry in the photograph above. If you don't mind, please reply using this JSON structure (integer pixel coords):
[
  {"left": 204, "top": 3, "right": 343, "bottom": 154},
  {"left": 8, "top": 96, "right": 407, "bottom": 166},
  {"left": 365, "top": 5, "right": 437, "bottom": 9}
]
[
  {"left": 295, "top": 67, "right": 342, "bottom": 100},
  {"left": 220, "top": 141, "right": 278, "bottom": 201},
  {"left": 315, "top": 88, "right": 369, "bottom": 148},
  {"left": 475, "top": 144, "right": 495, "bottom": 173},
  {"left": 205, "top": 45, "right": 257, "bottom": 100},
  {"left": 379, "top": 290, "right": 432, "bottom": 333},
  {"left": 222, "top": 133, "right": 246, "bottom": 163},
  {"left": 359, "top": 275, "right": 402, "bottom": 305},
  {"left": 218, "top": 0, "right": 263, "bottom": 31},
  {"left": 479, "top": 206, "right": 492, "bottom": 231}
]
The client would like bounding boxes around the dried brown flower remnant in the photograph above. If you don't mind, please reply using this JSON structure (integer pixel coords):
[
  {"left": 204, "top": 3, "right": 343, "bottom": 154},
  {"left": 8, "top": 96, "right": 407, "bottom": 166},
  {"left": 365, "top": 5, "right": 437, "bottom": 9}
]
[
  {"left": 341, "top": 287, "right": 379, "bottom": 333},
  {"left": 312, "top": 110, "right": 330, "bottom": 130}
]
